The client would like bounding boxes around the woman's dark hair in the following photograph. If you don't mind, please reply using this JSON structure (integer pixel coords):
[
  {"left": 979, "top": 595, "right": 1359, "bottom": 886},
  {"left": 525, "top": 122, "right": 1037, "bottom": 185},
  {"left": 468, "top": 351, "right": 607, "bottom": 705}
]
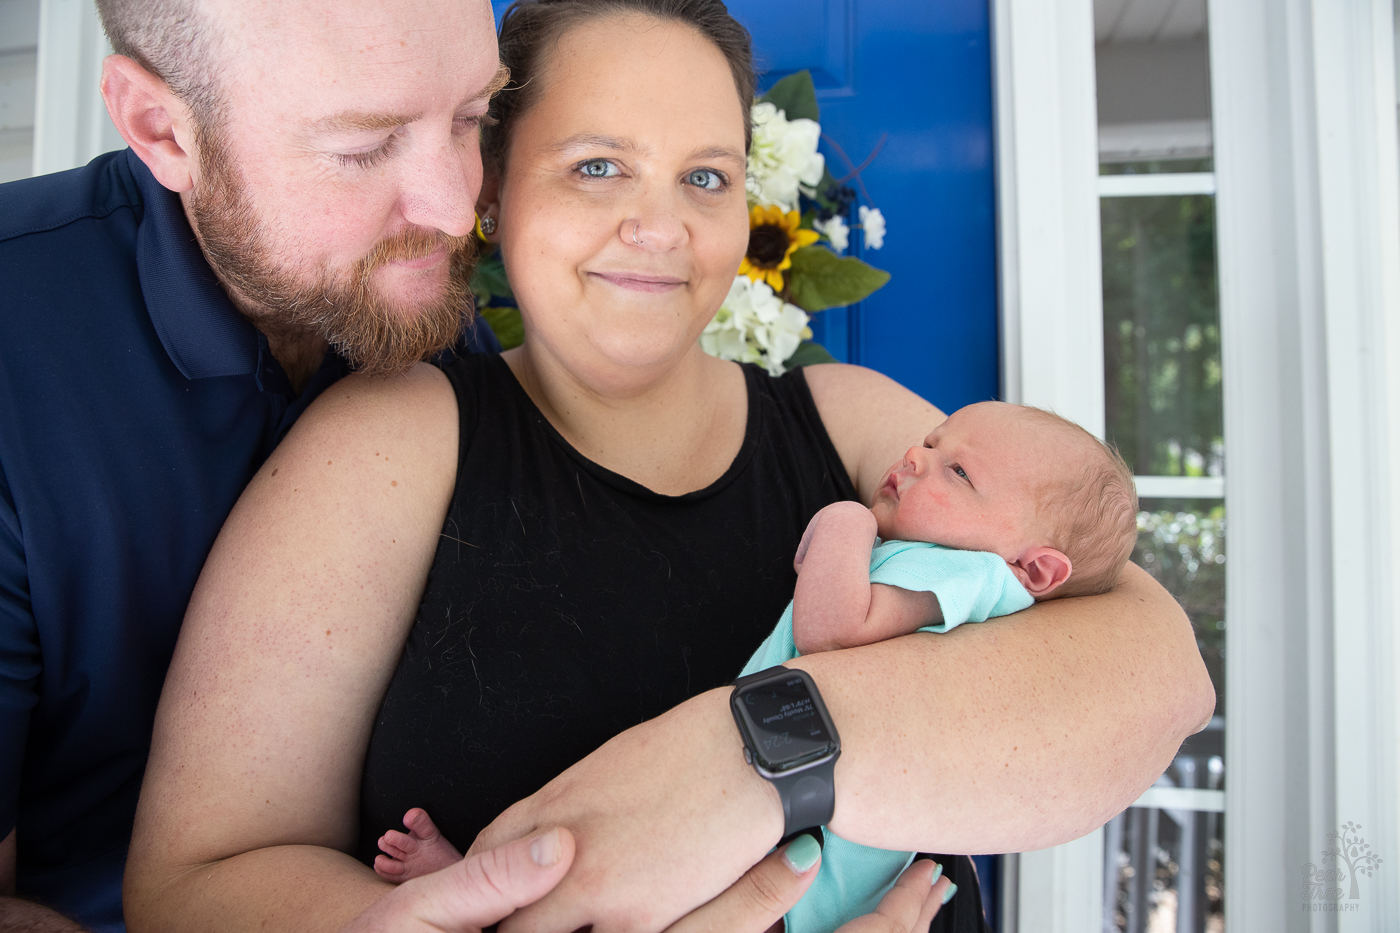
[{"left": 484, "top": 0, "right": 756, "bottom": 169}]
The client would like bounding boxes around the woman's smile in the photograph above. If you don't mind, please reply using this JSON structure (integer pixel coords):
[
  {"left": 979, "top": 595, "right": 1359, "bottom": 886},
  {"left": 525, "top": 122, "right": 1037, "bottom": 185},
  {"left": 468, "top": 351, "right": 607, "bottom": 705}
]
[{"left": 587, "top": 270, "right": 689, "bottom": 293}]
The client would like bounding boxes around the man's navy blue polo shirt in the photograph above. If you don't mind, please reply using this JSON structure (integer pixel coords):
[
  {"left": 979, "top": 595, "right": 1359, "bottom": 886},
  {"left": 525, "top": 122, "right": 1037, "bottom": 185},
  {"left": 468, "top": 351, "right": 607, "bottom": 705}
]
[{"left": 0, "top": 149, "right": 497, "bottom": 931}]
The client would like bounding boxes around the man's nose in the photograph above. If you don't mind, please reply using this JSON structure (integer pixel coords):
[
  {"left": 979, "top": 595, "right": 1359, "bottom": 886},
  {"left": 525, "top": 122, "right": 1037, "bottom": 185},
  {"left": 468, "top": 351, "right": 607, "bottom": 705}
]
[{"left": 397, "top": 138, "right": 480, "bottom": 239}]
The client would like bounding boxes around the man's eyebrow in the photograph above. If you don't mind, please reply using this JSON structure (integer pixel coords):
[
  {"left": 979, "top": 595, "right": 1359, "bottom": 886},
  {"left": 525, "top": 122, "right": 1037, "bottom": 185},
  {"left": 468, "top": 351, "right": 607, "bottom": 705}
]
[
  {"left": 306, "top": 64, "right": 510, "bottom": 136},
  {"left": 309, "top": 110, "right": 417, "bottom": 135},
  {"left": 477, "top": 63, "right": 512, "bottom": 102}
]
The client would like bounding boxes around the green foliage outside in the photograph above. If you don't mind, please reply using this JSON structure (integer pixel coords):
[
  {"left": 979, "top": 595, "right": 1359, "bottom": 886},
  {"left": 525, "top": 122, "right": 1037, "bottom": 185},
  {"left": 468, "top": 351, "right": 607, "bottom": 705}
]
[
  {"left": 1101, "top": 194, "right": 1223, "bottom": 477},
  {"left": 1133, "top": 503, "right": 1225, "bottom": 717}
]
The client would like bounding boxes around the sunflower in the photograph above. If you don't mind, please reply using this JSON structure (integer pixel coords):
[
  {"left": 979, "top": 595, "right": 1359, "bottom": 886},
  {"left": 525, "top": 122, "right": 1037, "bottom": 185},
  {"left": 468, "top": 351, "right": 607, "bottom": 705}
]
[{"left": 738, "top": 205, "right": 820, "bottom": 291}]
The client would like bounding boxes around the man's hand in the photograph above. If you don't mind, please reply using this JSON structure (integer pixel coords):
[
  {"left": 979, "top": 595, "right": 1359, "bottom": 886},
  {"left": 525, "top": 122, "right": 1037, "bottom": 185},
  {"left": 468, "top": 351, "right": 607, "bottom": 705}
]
[
  {"left": 0, "top": 829, "right": 93, "bottom": 932},
  {"left": 341, "top": 828, "right": 574, "bottom": 933}
]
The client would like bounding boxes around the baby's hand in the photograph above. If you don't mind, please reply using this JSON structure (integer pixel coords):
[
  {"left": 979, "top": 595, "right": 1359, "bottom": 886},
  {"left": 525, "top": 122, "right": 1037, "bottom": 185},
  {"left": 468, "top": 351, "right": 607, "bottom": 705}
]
[{"left": 794, "top": 502, "right": 878, "bottom": 575}]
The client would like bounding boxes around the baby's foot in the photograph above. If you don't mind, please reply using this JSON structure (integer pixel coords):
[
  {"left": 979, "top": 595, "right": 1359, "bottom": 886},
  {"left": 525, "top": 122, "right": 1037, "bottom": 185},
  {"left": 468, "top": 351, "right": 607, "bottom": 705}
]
[{"left": 374, "top": 808, "right": 463, "bottom": 882}]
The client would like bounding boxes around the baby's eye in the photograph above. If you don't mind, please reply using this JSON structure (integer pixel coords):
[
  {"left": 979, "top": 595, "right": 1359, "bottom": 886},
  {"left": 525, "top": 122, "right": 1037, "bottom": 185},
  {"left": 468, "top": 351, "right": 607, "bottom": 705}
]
[
  {"left": 685, "top": 168, "right": 727, "bottom": 190},
  {"left": 579, "top": 159, "right": 620, "bottom": 178},
  {"left": 952, "top": 465, "right": 969, "bottom": 481}
]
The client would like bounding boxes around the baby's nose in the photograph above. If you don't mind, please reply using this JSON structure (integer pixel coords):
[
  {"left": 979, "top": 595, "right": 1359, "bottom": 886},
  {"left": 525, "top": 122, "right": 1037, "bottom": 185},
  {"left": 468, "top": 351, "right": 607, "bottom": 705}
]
[{"left": 904, "top": 446, "right": 926, "bottom": 473}]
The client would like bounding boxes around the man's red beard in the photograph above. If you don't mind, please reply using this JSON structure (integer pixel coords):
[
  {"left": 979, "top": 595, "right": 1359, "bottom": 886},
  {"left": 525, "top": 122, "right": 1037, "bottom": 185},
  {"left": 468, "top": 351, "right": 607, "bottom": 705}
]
[{"left": 187, "top": 131, "right": 479, "bottom": 376}]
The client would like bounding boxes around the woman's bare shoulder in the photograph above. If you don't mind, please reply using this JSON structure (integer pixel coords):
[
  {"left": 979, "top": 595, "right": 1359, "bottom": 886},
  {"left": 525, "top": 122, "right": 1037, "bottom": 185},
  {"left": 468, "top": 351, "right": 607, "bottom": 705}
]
[
  {"left": 800, "top": 363, "right": 945, "bottom": 500},
  {"left": 288, "top": 362, "right": 456, "bottom": 449}
]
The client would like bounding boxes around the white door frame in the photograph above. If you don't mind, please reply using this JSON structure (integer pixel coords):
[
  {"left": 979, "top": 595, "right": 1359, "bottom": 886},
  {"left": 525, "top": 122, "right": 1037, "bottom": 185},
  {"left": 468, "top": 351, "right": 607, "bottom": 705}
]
[
  {"left": 991, "top": 0, "right": 1105, "bottom": 926},
  {"left": 994, "top": 0, "right": 1400, "bottom": 929}
]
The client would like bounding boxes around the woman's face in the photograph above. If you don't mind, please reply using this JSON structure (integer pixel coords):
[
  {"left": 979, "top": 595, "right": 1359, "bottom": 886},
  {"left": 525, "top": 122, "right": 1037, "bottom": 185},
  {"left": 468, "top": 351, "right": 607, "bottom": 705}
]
[{"left": 491, "top": 13, "right": 751, "bottom": 385}]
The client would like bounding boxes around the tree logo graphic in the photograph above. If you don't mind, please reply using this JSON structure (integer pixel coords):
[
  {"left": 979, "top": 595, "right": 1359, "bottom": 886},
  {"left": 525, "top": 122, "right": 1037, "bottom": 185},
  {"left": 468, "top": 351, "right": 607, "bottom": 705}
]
[{"left": 1322, "top": 822, "right": 1384, "bottom": 900}]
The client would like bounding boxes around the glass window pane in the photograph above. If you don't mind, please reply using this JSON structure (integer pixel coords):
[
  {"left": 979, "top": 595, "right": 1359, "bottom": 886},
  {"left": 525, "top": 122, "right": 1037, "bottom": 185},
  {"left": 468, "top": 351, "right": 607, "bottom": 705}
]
[
  {"left": 1101, "top": 157, "right": 1214, "bottom": 175},
  {"left": 1102, "top": 195, "right": 1223, "bottom": 476},
  {"left": 1134, "top": 498, "right": 1225, "bottom": 718},
  {"left": 1104, "top": 803, "right": 1224, "bottom": 933}
]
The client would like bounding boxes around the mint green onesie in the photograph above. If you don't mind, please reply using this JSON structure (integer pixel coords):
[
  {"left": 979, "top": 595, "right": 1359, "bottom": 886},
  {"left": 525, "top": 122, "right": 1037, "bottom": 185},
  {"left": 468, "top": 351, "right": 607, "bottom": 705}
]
[{"left": 739, "top": 539, "right": 1033, "bottom": 933}]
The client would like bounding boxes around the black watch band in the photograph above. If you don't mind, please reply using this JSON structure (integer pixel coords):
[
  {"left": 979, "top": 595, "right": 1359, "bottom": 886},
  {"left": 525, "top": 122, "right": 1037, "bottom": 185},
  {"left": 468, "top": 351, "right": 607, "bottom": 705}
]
[
  {"left": 769, "top": 755, "right": 837, "bottom": 837},
  {"left": 732, "top": 666, "right": 841, "bottom": 837}
]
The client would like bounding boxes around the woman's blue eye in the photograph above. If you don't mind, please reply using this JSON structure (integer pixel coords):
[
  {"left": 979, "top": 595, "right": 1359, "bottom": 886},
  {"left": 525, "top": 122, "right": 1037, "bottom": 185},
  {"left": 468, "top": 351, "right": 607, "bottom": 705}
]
[
  {"left": 581, "top": 160, "right": 617, "bottom": 178},
  {"left": 686, "top": 169, "right": 725, "bottom": 190}
]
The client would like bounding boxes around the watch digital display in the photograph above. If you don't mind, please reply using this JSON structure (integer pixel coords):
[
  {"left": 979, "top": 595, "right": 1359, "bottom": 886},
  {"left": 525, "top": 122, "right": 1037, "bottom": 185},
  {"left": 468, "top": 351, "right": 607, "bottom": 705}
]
[{"left": 737, "top": 673, "right": 837, "bottom": 773}]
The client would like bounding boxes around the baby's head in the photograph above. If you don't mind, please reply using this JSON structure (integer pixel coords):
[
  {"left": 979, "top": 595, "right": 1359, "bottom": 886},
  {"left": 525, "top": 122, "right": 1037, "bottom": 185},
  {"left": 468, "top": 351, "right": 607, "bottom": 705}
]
[{"left": 870, "top": 401, "right": 1138, "bottom": 600}]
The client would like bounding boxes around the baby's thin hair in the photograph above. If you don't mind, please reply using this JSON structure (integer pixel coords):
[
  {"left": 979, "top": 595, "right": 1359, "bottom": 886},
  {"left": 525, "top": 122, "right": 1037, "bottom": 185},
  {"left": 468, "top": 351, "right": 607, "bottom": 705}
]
[{"left": 1016, "top": 406, "right": 1139, "bottom": 598}]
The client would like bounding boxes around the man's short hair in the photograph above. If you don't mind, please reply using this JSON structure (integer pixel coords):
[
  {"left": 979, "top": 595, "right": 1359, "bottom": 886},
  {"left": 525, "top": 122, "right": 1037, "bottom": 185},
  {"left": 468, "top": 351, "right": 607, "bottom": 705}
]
[{"left": 96, "top": 0, "right": 225, "bottom": 123}]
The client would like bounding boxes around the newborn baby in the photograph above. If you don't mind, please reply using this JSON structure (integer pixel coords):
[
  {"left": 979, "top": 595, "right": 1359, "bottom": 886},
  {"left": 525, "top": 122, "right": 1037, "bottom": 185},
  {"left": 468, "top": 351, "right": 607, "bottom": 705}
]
[
  {"left": 373, "top": 401, "right": 1139, "bottom": 929},
  {"left": 740, "top": 400, "right": 1139, "bottom": 932}
]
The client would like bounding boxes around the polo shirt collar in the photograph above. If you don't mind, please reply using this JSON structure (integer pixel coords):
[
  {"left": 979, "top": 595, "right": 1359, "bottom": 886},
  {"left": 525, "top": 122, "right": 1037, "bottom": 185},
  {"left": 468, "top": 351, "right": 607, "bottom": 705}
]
[{"left": 130, "top": 149, "right": 260, "bottom": 380}]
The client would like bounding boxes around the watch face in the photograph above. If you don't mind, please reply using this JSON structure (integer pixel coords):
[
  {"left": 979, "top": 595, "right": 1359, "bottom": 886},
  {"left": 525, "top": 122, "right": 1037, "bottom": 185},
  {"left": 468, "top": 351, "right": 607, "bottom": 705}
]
[{"left": 736, "top": 672, "right": 837, "bottom": 773}]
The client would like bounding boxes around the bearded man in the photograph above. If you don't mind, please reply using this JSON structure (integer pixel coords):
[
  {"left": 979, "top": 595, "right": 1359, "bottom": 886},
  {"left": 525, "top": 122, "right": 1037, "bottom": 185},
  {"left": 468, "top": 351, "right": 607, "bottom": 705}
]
[{"left": 0, "top": 1, "right": 505, "bottom": 927}]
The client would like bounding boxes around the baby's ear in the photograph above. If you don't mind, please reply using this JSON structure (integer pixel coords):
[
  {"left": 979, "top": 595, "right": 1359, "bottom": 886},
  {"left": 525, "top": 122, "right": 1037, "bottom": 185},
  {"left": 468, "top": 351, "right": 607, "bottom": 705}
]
[{"left": 1010, "top": 547, "right": 1072, "bottom": 598}]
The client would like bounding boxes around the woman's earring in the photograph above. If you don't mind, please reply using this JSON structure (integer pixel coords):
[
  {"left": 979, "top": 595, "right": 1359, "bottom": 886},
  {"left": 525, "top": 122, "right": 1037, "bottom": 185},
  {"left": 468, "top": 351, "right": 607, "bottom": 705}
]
[{"left": 480, "top": 215, "right": 497, "bottom": 236}]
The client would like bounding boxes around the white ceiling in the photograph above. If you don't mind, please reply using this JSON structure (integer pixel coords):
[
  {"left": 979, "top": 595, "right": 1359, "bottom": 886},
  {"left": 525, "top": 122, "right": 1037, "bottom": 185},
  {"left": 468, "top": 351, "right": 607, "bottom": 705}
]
[{"left": 1095, "top": 0, "right": 1208, "bottom": 44}]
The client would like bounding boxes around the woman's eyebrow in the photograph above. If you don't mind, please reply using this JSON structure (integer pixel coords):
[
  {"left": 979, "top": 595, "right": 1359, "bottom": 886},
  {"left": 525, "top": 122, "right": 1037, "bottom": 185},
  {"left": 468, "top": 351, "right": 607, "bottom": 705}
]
[
  {"left": 548, "top": 133, "right": 639, "bottom": 155},
  {"left": 690, "top": 145, "right": 746, "bottom": 164},
  {"left": 545, "top": 138, "right": 744, "bottom": 165}
]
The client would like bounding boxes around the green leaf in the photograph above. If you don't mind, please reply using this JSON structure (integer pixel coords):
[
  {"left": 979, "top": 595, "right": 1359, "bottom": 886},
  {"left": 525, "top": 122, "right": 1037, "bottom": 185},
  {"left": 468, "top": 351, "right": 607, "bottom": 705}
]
[
  {"left": 785, "top": 340, "right": 838, "bottom": 369},
  {"left": 759, "top": 71, "right": 819, "bottom": 123},
  {"left": 480, "top": 305, "right": 524, "bottom": 350},
  {"left": 470, "top": 250, "right": 514, "bottom": 300},
  {"left": 786, "top": 245, "right": 890, "bottom": 312}
]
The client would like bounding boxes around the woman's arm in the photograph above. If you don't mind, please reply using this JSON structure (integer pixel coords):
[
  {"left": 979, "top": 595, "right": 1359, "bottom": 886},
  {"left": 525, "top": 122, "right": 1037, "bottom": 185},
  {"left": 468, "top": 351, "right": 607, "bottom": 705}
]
[
  {"left": 124, "top": 365, "right": 461, "bottom": 933},
  {"left": 798, "top": 363, "right": 1214, "bottom": 845},
  {"left": 465, "top": 364, "right": 1213, "bottom": 932}
]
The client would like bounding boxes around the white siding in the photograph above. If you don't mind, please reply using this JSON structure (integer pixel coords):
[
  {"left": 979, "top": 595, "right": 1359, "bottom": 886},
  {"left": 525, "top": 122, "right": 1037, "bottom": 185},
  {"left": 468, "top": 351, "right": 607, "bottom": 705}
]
[{"left": 0, "top": 0, "right": 40, "bottom": 183}]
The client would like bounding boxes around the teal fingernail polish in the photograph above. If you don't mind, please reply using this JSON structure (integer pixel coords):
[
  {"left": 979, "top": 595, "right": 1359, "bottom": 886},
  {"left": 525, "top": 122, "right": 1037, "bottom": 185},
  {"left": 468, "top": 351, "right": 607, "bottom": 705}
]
[
  {"left": 930, "top": 861, "right": 943, "bottom": 884},
  {"left": 941, "top": 881, "right": 958, "bottom": 904},
  {"left": 783, "top": 834, "right": 822, "bottom": 874}
]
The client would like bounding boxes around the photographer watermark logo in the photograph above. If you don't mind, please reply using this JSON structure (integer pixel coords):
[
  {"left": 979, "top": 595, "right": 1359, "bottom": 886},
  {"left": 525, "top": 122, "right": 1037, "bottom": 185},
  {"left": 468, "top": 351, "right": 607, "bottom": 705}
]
[{"left": 1302, "top": 822, "right": 1384, "bottom": 913}]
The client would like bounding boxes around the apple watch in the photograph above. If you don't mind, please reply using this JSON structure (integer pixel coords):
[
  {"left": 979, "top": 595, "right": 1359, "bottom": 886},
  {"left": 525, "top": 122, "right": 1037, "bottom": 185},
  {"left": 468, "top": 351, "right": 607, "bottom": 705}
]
[{"left": 731, "top": 665, "right": 841, "bottom": 838}]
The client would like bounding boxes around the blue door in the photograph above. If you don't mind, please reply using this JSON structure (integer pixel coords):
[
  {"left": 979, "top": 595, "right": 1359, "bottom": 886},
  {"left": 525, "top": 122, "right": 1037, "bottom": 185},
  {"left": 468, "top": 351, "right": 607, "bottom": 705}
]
[
  {"left": 729, "top": 0, "right": 997, "bottom": 412},
  {"left": 489, "top": 0, "right": 998, "bottom": 413}
]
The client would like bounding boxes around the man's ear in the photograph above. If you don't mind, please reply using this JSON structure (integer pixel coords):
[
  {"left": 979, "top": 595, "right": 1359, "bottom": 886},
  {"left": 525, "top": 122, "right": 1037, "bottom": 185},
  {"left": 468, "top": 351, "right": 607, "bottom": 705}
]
[
  {"left": 1010, "top": 546, "right": 1073, "bottom": 599},
  {"left": 476, "top": 164, "right": 503, "bottom": 242},
  {"left": 100, "top": 55, "right": 197, "bottom": 193}
]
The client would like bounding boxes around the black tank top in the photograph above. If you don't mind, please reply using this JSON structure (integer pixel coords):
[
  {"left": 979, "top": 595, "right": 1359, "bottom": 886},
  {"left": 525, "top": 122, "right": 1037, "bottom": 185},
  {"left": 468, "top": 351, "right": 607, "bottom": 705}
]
[{"left": 356, "top": 354, "right": 859, "bottom": 859}]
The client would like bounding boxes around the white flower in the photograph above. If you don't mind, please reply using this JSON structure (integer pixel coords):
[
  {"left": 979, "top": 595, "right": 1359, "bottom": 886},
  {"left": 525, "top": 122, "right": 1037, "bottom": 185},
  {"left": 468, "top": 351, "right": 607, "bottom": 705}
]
[
  {"left": 858, "top": 206, "right": 886, "bottom": 250},
  {"left": 746, "top": 101, "right": 824, "bottom": 213},
  {"left": 812, "top": 214, "right": 849, "bottom": 254},
  {"left": 701, "top": 276, "right": 811, "bottom": 376}
]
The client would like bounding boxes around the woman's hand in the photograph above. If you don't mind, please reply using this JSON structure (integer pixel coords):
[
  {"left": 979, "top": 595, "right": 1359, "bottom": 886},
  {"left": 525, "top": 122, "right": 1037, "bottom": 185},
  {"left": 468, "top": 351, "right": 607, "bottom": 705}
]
[{"left": 664, "top": 841, "right": 951, "bottom": 933}]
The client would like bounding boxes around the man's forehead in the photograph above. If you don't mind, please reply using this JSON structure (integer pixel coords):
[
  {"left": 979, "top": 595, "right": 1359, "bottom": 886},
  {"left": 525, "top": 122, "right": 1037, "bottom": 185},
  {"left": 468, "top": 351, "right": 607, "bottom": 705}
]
[{"left": 205, "top": 0, "right": 497, "bottom": 86}]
